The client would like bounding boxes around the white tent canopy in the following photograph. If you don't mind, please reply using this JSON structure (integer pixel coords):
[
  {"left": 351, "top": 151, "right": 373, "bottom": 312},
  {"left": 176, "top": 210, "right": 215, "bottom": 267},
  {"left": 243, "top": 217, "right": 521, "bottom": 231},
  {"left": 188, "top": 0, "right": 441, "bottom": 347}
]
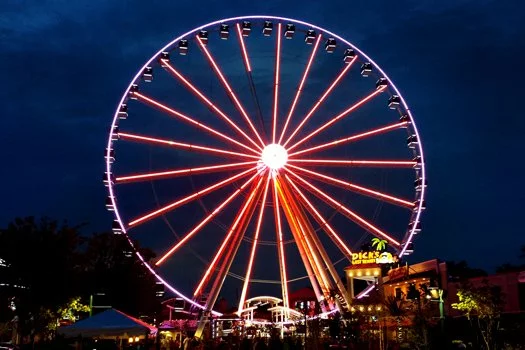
[{"left": 58, "top": 308, "right": 157, "bottom": 338}]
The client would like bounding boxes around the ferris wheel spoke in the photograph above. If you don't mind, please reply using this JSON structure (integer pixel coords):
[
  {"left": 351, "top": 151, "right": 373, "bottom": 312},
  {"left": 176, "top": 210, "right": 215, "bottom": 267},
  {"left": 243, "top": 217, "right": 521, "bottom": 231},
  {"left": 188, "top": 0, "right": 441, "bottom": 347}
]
[
  {"left": 128, "top": 167, "right": 256, "bottom": 228},
  {"left": 155, "top": 170, "right": 262, "bottom": 267},
  {"left": 115, "top": 161, "right": 257, "bottom": 184},
  {"left": 195, "top": 175, "right": 265, "bottom": 298},
  {"left": 196, "top": 36, "right": 265, "bottom": 148},
  {"left": 289, "top": 121, "right": 409, "bottom": 157},
  {"left": 288, "top": 159, "right": 417, "bottom": 168},
  {"left": 237, "top": 174, "right": 271, "bottom": 314},
  {"left": 132, "top": 92, "right": 259, "bottom": 155},
  {"left": 285, "top": 175, "right": 354, "bottom": 259},
  {"left": 286, "top": 169, "right": 401, "bottom": 247},
  {"left": 161, "top": 59, "right": 263, "bottom": 152},
  {"left": 287, "top": 86, "right": 387, "bottom": 152},
  {"left": 118, "top": 132, "right": 259, "bottom": 160},
  {"left": 283, "top": 55, "right": 359, "bottom": 148},
  {"left": 272, "top": 178, "right": 290, "bottom": 312},
  {"left": 287, "top": 164, "right": 415, "bottom": 208},
  {"left": 272, "top": 23, "right": 283, "bottom": 143},
  {"left": 278, "top": 34, "right": 322, "bottom": 144}
]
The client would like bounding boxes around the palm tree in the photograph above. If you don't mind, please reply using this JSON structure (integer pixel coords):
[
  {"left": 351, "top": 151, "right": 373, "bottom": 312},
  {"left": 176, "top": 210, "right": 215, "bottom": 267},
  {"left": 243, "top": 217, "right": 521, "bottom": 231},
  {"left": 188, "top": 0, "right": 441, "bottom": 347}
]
[
  {"left": 371, "top": 238, "right": 387, "bottom": 251},
  {"left": 384, "top": 296, "right": 407, "bottom": 343}
]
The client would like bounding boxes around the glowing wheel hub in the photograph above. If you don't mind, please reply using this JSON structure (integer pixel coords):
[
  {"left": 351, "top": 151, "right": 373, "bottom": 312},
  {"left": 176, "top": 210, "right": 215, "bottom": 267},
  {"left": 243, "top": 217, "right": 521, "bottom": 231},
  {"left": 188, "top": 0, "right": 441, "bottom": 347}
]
[{"left": 261, "top": 144, "right": 288, "bottom": 170}]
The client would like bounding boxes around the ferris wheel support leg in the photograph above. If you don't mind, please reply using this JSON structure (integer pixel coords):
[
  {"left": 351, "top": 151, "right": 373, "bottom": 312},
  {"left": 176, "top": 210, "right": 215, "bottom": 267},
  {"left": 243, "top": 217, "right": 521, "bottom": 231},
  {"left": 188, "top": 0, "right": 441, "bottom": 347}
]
[
  {"left": 272, "top": 180, "right": 290, "bottom": 316},
  {"left": 282, "top": 179, "right": 352, "bottom": 310},
  {"left": 195, "top": 183, "right": 261, "bottom": 339},
  {"left": 286, "top": 175, "right": 354, "bottom": 261},
  {"left": 274, "top": 177, "right": 327, "bottom": 312},
  {"left": 280, "top": 178, "right": 351, "bottom": 311}
]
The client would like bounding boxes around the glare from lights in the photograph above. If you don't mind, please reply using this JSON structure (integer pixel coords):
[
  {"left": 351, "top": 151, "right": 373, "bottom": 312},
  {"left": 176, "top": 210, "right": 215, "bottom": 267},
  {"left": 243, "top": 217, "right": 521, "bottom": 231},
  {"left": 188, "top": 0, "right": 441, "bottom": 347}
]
[{"left": 261, "top": 144, "right": 288, "bottom": 170}]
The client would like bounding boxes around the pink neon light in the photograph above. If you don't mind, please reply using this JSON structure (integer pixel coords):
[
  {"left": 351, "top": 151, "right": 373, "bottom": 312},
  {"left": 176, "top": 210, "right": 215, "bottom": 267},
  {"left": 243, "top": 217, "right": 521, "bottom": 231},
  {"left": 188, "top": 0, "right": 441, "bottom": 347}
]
[
  {"left": 118, "top": 132, "right": 259, "bottom": 160},
  {"left": 194, "top": 175, "right": 265, "bottom": 296},
  {"left": 272, "top": 23, "right": 282, "bottom": 143},
  {"left": 162, "top": 60, "right": 262, "bottom": 151},
  {"left": 286, "top": 175, "right": 353, "bottom": 257},
  {"left": 134, "top": 92, "right": 259, "bottom": 155},
  {"left": 287, "top": 169, "right": 401, "bottom": 246},
  {"left": 287, "top": 164, "right": 415, "bottom": 208},
  {"left": 278, "top": 34, "right": 322, "bottom": 144},
  {"left": 116, "top": 161, "right": 256, "bottom": 183},
  {"left": 196, "top": 36, "right": 264, "bottom": 148},
  {"left": 287, "top": 86, "right": 387, "bottom": 152},
  {"left": 155, "top": 171, "right": 260, "bottom": 266},
  {"left": 283, "top": 55, "right": 358, "bottom": 148},
  {"left": 129, "top": 167, "right": 255, "bottom": 228},
  {"left": 288, "top": 159, "right": 416, "bottom": 167},
  {"left": 289, "top": 121, "right": 408, "bottom": 157},
  {"left": 238, "top": 174, "right": 271, "bottom": 313},
  {"left": 272, "top": 178, "right": 289, "bottom": 310},
  {"left": 236, "top": 23, "right": 252, "bottom": 72}
]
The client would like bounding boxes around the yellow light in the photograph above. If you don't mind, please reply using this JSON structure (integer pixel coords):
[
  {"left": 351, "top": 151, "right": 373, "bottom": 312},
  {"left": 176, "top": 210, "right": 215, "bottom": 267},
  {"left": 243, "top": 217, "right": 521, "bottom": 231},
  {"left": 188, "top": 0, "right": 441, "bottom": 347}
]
[
  {"left": 365, "top": 271, "right": 371, "bottom": 276},
  {"left": 367, "top": 307, "right": 372, "bottom": 311},
  {"left": 351, "top": 307, "right": 355, "bottom": 312},
  {"left": 135, "top": 337, "right": 139, "bottom": 342},
  {"left": 376, "top": 306, "right": 381, "bottom": 311},
  {"left": 128, "top": 338, "right": 134, "bottom": 343},
  {"left": 349, "top": 272, "right": 354, "bottom": 277},
  {"left": 359, "top": 306, "right": 364, "bottom": 311},
  {"left": 357, "top": 271, "right": 362, "bottom": 276},
  {"left": 373, "top": 271, "right": 379, "bottom": 276}
]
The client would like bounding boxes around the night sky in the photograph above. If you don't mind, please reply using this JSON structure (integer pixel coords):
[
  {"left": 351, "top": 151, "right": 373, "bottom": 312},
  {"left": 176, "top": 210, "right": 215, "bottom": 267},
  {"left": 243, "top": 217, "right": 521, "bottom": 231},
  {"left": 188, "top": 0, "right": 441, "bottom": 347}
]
[{"left": 2, "top": 0, "right": 525, "bottom": 284}]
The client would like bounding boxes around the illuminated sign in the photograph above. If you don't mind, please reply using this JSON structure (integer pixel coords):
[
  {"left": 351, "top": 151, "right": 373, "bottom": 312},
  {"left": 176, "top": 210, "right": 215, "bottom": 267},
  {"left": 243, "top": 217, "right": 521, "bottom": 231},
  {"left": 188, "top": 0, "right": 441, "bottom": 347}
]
[{"left": 351, "top": 251, "right": 398, "bottom": 265}]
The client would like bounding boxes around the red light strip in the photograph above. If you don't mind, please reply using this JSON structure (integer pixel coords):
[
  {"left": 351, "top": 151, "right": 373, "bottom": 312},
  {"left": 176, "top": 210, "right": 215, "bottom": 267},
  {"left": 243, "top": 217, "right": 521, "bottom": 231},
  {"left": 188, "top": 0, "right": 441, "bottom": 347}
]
[
  {"left": 272, "top": 23, "right": 282, "bottom": 143},
  {"left": 283, "top": 55, "right": 358, "bottom": 148},
  {"left": 196, "top": 36, "right": 265, "bottom": 148},
  {"left": 278, "top": 34, "right": 322, "bottom": 144},
  {"left": 162, "top": 60, "right": 262, "bottom": 151},
  {"left": 116, "top": 161, "right": 257, "bottom": 184},
  {"left": 287, "top": 164, "right": 415, "bottom": 208},
  {"left": 194, "top": 174, "right": 265, "bottom": 296},
  {"left": 287, "top": 169, "right": 401, "bottom": 246},
  {"left": 285, "top": 174, "right": 353, "bottom": 258},
  {"left": 129, "top": 167, "right": 255, "bottom": 228},
  {"left": 272, "top": 178, "right": 290, "bottom": 311},
  {"left": 134, "top": 92, "right": 259, "bottom": 155},
  {"left": 289, "top": 121, "right": 408, "bottom": 157},
  {"left": 288, "top": 159, "right": 416, "bottom": 168},
  {"left": 236, "top": 23, "right": 252, "bottom": 72},
  {"left": 155, "top": 170, "right": 261, "bottom": 266},
  {"left": 287, "top": 86, "right": 386, "bottom": 152},
  {"left": 237, "top": 174, "right": 271, "bottom": 314},
  {"left": 118, "top": 132, "right": 259, "bottom": 160}
]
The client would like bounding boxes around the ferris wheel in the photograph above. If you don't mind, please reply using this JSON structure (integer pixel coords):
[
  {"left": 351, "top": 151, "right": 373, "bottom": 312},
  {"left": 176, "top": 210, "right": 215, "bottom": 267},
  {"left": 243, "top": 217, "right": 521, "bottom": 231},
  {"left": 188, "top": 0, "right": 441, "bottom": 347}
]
[{"left": 104, "top": 15, "right": 426, "bottom": 326}]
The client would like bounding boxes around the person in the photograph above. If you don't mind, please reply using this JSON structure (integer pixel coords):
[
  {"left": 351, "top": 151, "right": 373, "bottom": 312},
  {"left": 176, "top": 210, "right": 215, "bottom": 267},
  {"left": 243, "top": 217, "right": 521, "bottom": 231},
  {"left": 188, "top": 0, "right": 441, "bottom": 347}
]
[{"left": 182, "top": 335, "right": 191, "bottom": 350}]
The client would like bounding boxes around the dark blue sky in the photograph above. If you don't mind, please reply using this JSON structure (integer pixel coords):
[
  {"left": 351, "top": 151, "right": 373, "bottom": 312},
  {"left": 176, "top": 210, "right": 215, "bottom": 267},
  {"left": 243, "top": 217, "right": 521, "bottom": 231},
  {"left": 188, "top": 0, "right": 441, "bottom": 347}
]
[{"left": 1, "top": 0, "right": 524, "bottom": 274}]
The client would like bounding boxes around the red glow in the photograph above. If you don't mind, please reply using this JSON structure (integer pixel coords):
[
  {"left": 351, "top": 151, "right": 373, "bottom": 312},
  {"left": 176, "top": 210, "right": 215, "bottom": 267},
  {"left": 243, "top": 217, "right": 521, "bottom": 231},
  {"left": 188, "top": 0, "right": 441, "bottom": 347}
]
[
  {"left": 278, "top": 34, "right": 322, "bottom": 144},
  {"left": 116, "top": 161, "right": 257, "bottom": 183},
  {"left": 134, "top": 92, "right": 259, "bottom": 155},
  {"left": 162, "top": 60, "right": 262, "bottom": 151},
  {"left": 194, "top": 175, "right": 265, "bottom": 296},
  {"left": 283, "top": 55, "right": 358, "bottom": 148},
  {"left": 286, "top": 175, "right": 353, "bottom": 258},
  {"left": 288, "top": 159, "right": 416, "bottom": 167},
  {"left": 129, "top": 167, "right": 255, "bottom": 228},
  {"left": 272, "top": 23, "right": 282, "bottom": 143},
  {"left": 289, "top": 121, "right": 409, "bottom": 157},
  {"left": 118, "top": 132, "right": 259, "bottom": 160},
  {"left": 155, "top": 171, "right": 260, "bottom": 266},
  {"left": 238, "top": 174, "right": 271, "bottom": 314},
  {"left": 272, "top": 178, "right": 290, "bottom": 310},
  {"left": 236, "top": 23, "right": 252, "bottom": 72},
  {"left": 287, "top": 164, "right": 415, "bottom": 208},
  {"left": 287, "top": 86, "right": 387, "bottom": 152},
  {"left": 196, "top": 36, "right": 264, "bottom": 148},
  {"left": 287, "top": 169, "right": 401, "bottom": 246}
]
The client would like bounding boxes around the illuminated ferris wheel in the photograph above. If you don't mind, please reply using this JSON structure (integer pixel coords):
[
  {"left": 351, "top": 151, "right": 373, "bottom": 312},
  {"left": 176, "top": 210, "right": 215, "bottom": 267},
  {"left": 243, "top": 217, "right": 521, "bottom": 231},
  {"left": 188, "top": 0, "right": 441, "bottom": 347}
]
[{"left": 104, "top": 15, "right": 426, "bottom": 328}]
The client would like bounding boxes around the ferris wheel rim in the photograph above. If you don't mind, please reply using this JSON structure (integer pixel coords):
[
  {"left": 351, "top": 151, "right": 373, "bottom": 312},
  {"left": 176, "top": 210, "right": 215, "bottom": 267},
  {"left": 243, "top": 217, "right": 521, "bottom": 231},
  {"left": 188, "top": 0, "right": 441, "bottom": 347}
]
[{"left": 105, "top": 14, "right": 427, "bottom": 313}]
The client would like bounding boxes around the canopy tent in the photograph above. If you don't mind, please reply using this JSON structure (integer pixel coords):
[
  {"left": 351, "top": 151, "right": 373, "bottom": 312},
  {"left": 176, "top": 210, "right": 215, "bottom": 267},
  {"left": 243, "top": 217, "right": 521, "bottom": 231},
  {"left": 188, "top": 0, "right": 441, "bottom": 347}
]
[{"left": 58, "top": 308, "right": 157, "bottom": 338}]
